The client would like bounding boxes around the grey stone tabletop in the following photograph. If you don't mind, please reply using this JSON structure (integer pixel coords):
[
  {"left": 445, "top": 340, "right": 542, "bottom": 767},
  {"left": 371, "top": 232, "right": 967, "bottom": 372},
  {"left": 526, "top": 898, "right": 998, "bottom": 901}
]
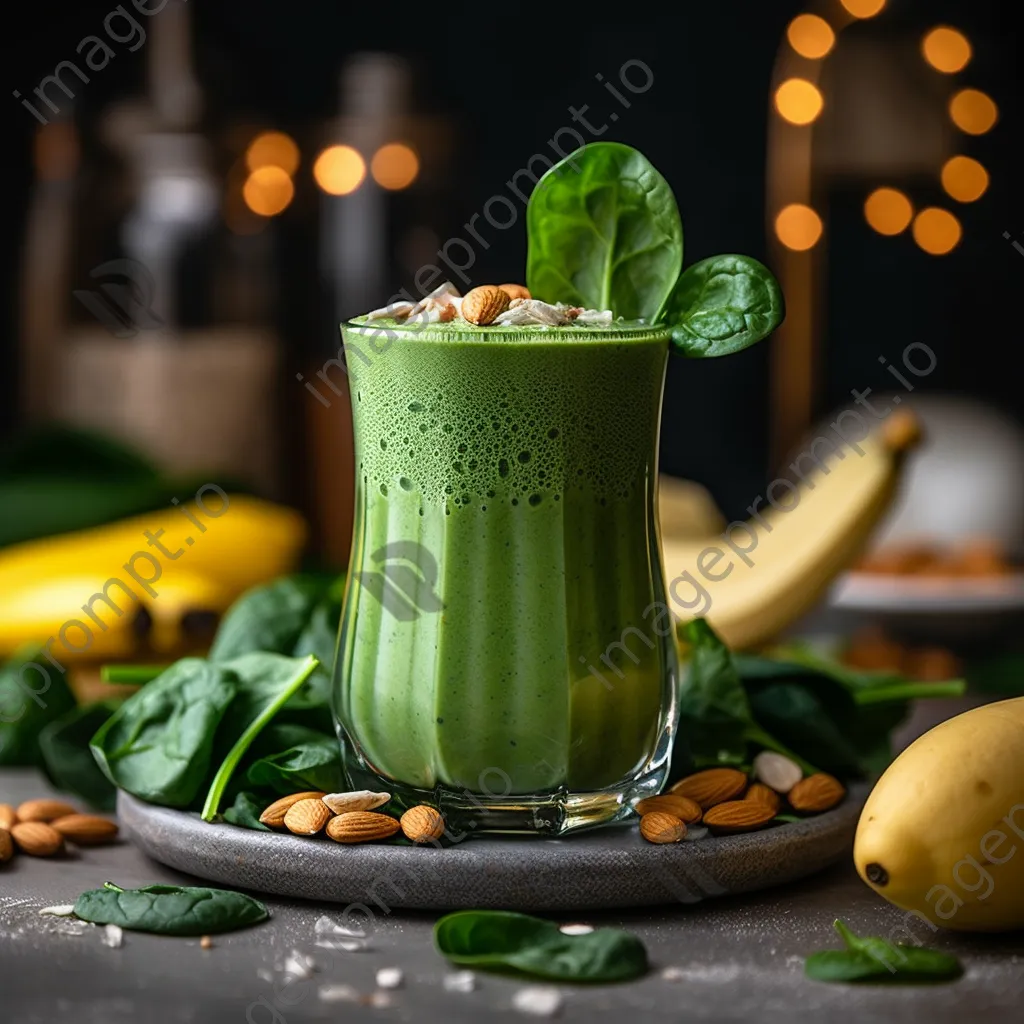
[{"left": 2, "top": 769, "right": 1021, "bottom": 1024}]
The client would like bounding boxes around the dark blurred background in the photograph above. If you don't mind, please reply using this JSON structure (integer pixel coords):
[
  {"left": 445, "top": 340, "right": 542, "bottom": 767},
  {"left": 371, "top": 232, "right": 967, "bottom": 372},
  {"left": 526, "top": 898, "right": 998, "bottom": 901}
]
[{"left": 4, "top": 0, "right": 1023, "bottom": 557}]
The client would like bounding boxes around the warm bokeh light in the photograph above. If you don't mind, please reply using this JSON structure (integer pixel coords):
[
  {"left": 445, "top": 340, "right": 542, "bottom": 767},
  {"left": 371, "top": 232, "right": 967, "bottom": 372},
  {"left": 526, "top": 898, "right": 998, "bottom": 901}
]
[
  {"left": 949, "top": 89, "right": 999, "bottom": 135},
  {"left": 864, "top": 188, "right": 914, "bottom": 236},
  {"left": 313, "top": 145, "right": 366, "bottom": 195},
  {"left": 370, "top": 143, "right": 420, "bottom": 190},
  {"left": 774, "top": 79, "right": 825, "bottom": 126},
  {"left": 242, "top": 166, "right": 295, "bottom": 216},
  {"left": 941, "top": 156, "right": 990, "bottom": 202},
  {"left": 922, "top": 27, "right": 972, "bottom": 74},
  {"left": 775, "top": 204, "right": 824, "bottom": 251},
  {"left": 840, "top": 0, "right": 887, "bottom": 18},
  {"left": 787, "top": 15, "right": 836, "bottom": 59},
  {"left": 913, "top": 208, "right": 963, "bottom": 255},
  {"left": 246, "top": 131, "right": 300, "bottom": 175},
  {"left": 34, "top": 122, "right": 79, "bottom": 181}
]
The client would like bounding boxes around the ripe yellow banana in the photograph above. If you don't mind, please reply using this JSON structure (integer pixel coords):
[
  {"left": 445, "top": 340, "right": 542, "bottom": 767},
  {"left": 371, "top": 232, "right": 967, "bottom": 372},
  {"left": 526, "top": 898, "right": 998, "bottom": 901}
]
[
  {"left": 661, "top": 410, "right": 920, "bottom": 650},
  {"left": 854, "top": 697, "right": 1024, "bottom": 932},
  {"left": 0, "top": 495, "right": 306, "bottom": 661}
]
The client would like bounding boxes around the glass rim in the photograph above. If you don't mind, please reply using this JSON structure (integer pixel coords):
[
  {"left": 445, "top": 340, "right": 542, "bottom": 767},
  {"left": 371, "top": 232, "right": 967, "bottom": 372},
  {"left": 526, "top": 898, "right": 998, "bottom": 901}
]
[{"left": 340, "top": 317, "right": 672, "bottom": 344}]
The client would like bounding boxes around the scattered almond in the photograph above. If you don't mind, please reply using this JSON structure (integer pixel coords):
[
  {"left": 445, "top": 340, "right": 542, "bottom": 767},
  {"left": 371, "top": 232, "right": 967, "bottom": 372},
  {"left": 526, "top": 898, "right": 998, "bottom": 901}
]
[
  {"left": 745, "top": 783, "right": 782, "bottom": 815},
  {"left": 497, "top": 283, "right": 531, "bottom": 302},
  {"left": 703, "top": 800, "right": 776, "bottom": 835},
  {"left": 284, "top": 798, "right": 333, "bottom": 836},
  {"left": 11, "top": 821, "right": 64, "bottom": 856},
  {"left": 0, "top": 829, "right": 13, "bottom": 863},
  {"left": 400, "top": 805, "right": 445, "bottom": 843},
  {"left": 461, "top": 285, "right": 510, "bottom": 326},
  {"left": 0, "top": 803, "right": 16, "bottom": 830},
  {"left": 639, "top": 812, "right": 686, "bottom": 844},
  {"left": 788, "top": 773, "right": 846, "bottom": 813},
  {"left": 670, "top": 768, "right": 748, "bottom": 809},
  {"left": 200, "top": 935, "right": 213, "bottom": 950},
  {"left": 634, "top": 794, "right": 703, "bottom": 824},
  {"left": 752, "top": 751, "right": 803, "bottom": 794},
  {"left": 325, "top": 811, "right": 401, "bottom": 844},
  {"left": 259, "top": 791, "right": 327, "bottom": 828},
  {"left": 321, "top": 791, "right": 391, "bottom": 815},
  {"left": 16, "top": 798, "right": 78, "bottom": 823},
  {"left": 51, "top": 814, "right": 119, "bottom": 846}
]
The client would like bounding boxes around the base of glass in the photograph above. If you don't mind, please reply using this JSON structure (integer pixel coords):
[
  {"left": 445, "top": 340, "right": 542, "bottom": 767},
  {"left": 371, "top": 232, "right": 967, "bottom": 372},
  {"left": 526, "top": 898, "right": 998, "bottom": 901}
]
[{"left": 342, "top": 744, "right": 668, "bottom": 837}]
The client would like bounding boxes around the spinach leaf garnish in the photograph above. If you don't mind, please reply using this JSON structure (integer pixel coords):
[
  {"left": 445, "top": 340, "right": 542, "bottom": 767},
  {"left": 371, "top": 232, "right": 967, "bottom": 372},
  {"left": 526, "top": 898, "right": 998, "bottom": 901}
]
[
  {"left": 434, "top": 910, "right": 648, "bottom": 983},
  {"left": 525, "top": 143, "right": 785, "bottom": 357},
  {"left": 73, "top": 881, "right": 269, "bottom": 936},
  {"left": 244, "top": 726, "right": 345, "bottom": 795},
  {"left": 527, "top": 142, "right": 683, "bottom": 321},
  {"left": 0, "top": 645, "right": 77, "bottom": 767},
  {"left": 38, "top": 701, "right": 119, "bottom": 811},
  {"left": 805, "top": 920, "right": 963, "bottom": 984}
]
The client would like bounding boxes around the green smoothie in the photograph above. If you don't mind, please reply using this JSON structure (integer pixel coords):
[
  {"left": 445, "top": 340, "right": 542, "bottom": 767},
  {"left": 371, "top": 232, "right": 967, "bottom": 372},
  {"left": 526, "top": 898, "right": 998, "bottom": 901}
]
[{"left": 335, "top": 319, "right": 678, "bottom": 803}]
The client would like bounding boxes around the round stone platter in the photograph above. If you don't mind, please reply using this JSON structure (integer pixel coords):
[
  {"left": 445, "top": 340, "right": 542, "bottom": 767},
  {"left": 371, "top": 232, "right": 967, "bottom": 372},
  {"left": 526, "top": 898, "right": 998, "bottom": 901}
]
[{"left": 119, "top": 784, "right": 868, "bottom": 911}]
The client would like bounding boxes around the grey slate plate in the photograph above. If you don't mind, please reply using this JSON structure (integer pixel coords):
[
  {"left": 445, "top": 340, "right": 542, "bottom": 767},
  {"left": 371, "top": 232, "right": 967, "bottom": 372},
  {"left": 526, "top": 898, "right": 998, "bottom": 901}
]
[{"left": 119, "top": 785, "right": 867, "bottom": 911}]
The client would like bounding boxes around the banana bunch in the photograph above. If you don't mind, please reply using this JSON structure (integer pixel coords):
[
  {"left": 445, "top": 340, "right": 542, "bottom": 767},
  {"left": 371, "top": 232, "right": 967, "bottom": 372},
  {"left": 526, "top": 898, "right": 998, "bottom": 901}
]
[
  {"left": 0, "top": 495, "right": 306, "bottom": 662},
  {"left": 660, "top": 410, "right": 920, "bottom": 650}
]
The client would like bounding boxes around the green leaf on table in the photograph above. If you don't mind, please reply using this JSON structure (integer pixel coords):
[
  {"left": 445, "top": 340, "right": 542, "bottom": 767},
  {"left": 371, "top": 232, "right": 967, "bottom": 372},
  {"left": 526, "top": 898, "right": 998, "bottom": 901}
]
[
  {"left": 805, "top": 919, "right": 963, "bottom": 984},
  {"left": 90, "top": 659, "right": 238, "bottom": 807},
  {"left": 245, "top": 726, "right": 344, "bottom": 795},
  {"left": 434, "top": 910, "right": 648, "bottom": 982},
  {"left": 73, "top": 881, "right": 269, "bottom": 936},
  {"left": 223, "top": 791, "right": 273, "bottom": 831},
  {"left": 662, "top": 254, "right": 785, "bottom": 358},
  {"left": 0, "top": 646, "right": 77, "bottom": 766},
  {"left": 38, "top": 702, "right": 119, "bottom": 811},
  {"left": 526, "top": 142, "right": 683, "bottom": 320}
]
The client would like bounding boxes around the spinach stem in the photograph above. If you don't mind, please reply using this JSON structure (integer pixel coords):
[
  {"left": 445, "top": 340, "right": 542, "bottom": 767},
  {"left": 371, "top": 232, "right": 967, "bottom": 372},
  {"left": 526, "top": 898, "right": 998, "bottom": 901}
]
[
  {"left": 101, "top": 664, "right": 169, "bottom": 685},
  {"left": 103, "top": 881, "right": 124, "bottom": 892},
  {"left": 853, "top": 680, "right": 965, "bottom": 706},
  {"left": 743, "top": 723, "right": 821, "bottom": 776},
  {"left": 200, "top": 655, "right": 319, "bottom": 822}
]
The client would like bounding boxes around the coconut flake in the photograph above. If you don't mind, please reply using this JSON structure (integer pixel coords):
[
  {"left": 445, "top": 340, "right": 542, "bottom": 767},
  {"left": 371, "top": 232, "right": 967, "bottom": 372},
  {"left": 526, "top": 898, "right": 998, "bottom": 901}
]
[
  {"left": 281, "top": 950, "right": 317, "bottom": 979},
  {"left": 318, "top": 984, "right": 361, "bottom": 1003},
  {"left": 38, "top": 905, "right": 76, "bottom": 917},
  {"left": 558, "top": 923, "right": 593, "bottom": 936},
  {"left": 102, "top": 924, "right": 123, "bottom": 948},
  {"left": 512, "top": 986, "right": 563, "bottom": 1016},
  {"left": 375, "top": 967, "right": 404, "bottom": 990},
  {"left": 443, "top": 970, "right": 476, "bottom": 993}
]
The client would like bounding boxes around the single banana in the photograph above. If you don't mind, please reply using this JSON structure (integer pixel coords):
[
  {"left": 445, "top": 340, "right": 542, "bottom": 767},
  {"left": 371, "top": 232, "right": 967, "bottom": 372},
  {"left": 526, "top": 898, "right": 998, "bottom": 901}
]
[
  {"left": 0, "top": 496, "right": 306, "bottom": 661},
  {"left": 660, "top": 410, "right": 920, "bottom": 650}
]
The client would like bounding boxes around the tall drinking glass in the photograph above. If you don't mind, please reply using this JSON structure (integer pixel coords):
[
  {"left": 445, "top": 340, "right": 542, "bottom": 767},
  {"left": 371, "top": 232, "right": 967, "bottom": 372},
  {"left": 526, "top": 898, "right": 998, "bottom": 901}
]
[{"left": 334, "top": 319, "right": 679, "bottom": 834}]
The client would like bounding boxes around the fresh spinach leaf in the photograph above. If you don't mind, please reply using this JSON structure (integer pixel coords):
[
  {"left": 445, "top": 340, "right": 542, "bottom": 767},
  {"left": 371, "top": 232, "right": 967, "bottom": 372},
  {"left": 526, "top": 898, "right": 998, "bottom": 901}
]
[
  {"left": 38, "top": 702, "right": 119, "bottom": 811},
  {"left": 73, "top": 881, "right": 269, "bottom": 936},
  {"left": 526, "top": 142, "right": 683, "bottom": 320},
  {"left": 90, "top": 659, "right": 238, "bottom": 807},
  {"left": 805, "top": 919, "right": 963, "bottom": 984},
  {"left": 434, "top": 910, "right": 648, "bottom": 983},
  {"left": 663, "top": 254, "right": 784, "bottom": 358},
  {"left": 677, "top": 620, "right": 818, "bottom": 773},
  {"left": 201, "top": 654, "right": 319, "bottom": 821},
  {"left": 209, "top": 575, "right": 336, "bottom": 662},
  {"left": 0, "top": 646, "right": 77, "bottom": 766},
  {"left": 223, "top": 791, "right": 273, "bottom": 831},
  {"left": 245, "top": 726, "right": 344, "bottom": 795}
]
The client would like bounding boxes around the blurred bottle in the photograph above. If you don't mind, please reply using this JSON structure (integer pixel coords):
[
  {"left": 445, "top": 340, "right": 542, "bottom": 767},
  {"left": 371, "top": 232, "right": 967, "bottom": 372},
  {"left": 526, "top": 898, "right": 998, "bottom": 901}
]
[{"left": 22, "top": 0, "right": 283, "bottom": 495}]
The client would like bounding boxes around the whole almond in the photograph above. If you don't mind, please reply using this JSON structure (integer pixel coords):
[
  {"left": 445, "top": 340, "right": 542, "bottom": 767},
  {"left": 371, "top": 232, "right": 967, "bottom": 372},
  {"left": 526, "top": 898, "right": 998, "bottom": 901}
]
[
  {"left": 788, "top": 773, "right": 846, "bottom": 813},
  {"left": 259, "top": 791, "right": 327, "bottom": 828},
  {"left": 639, "top": 812, "right": 686, "bottom": 844},
  {"left": 461, "top": 285, "right": 510, "bottom": 326},
  {"left": 16, "top": 798, "right": 78, "bottom": 823},
  {"left": 0, "top": 828, "right": 13, "bottom": 863},
  {"left": 326, "top": 811, "right": 401, "bottom": 844},
  {"left": 498, "top": 283, "right": 531, "bottom": 302},
  {"left": 400, "top": 805, "right": 445, "bottom": 843},
  {"left": 283, "top": 798, "right": 333, "bottom": 836},
  {"left": 670, "top": 768, "right": 748, "bottom": 809},
  {"left": 51, "top": 814, "right": 120, "bottom": 846},
  {"left": 703, "top": 800, "right": 776, "bottom": 835},
  {"left": 0, "top": 803, "right": 16, "bottom": 830},
  {"left": 322, "top": 791, "right": 391, "bottom": 815},
  {"left": 11, "top": 821, "right": 64, "bottom": 856},
  {"left": 634, "top": 794, "right": 703, "bottom": 824},
  {"left": 752, "top": 751, "right": 803, "bottom": 794},
  {"left": 745, "top": 783, "right": 781, "bottom": 815}
]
